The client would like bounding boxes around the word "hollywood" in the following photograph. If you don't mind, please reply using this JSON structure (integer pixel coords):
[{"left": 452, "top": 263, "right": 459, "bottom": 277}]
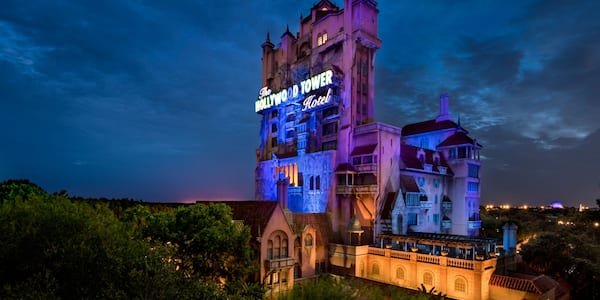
[{"left": 255, "top": 70, "right": 333, "bottom": 112}]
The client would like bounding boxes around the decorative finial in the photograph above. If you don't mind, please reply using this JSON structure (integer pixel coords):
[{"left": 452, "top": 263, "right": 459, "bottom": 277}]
[
  {"left": 286, "top": 24, "right": 290, "bottom": 33},
  {"left": 457, "top": 113, "right": 461, "bottom": 127},
  {"left": 266, "top": 32, "right": 270, "bottom": 42}
]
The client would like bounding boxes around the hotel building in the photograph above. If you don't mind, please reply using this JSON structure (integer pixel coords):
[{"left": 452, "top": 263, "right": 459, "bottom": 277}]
[{"left": 248, "top": 1, "right": 567, "bottom": 299}]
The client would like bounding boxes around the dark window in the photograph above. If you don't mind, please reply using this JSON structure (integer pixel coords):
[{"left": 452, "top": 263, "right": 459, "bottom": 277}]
[
  {"left": 286, "top": 129, "right": 295, "bottom": 139},
  {"left": 352, "top": 156, "right": 361, "bottom": 165},
  {"left": 323, "top": 106, "right": 339, "bottom": 118},
  {"left": 271, "top": 123, "right": 277, "bottom": 133},
  {"left": 271, "top": 110, "right": 278, "bottom": 118},
  {"left": 316, "top": 176, "right": 321, "bottom": 190},
  {"left": 407, "top": 213, "right": 418, "bottom": 225},
  {"left": 468, "top": 164, "right": 479, "bottom": 178},
  {"left": 322, "top": 140, "right": 337, "bottom": 150},
  {"left": 322, "top": 122, "right": 338, "bottom": 136},
  {"left": 363, "top": 155, "right": 373, "bottom": 164},
  {"left": 458, "top": 147, "right": 467, "bottom": 159},
  {"left": 309, "top": 176, "right": 314, "bottom": 190},
  {"left": 271, "top": 137, "right": 277, "bottom": 147}
]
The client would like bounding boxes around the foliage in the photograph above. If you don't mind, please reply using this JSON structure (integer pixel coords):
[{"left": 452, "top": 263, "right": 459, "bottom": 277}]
[
  {"left": 286, "top": 275, "right": 441, "bottom": 300},
  {"left": 0, "top": 180, "right": 262, "bottom": 299}
]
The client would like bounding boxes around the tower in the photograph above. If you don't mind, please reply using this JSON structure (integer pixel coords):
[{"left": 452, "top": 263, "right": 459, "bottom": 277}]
[{"left": 254, "top": 0, "right": 382, "bottom": 226}]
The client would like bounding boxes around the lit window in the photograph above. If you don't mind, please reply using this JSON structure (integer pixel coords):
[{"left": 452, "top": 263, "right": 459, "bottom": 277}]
[
  {"left": 304, "top": 234, "right": 313, "bottom": 247},
  {"left": 322, "top": 32, "right": 328, "bottom": 44},
  {"left": 423, "top": 272, "right": 433, "bottom": 285},
  {"left": 317, "top": 35, "right": 322, "bottom": 46},
  {"left": 455, "top": 277, "right": 466, "bottom": 292}
]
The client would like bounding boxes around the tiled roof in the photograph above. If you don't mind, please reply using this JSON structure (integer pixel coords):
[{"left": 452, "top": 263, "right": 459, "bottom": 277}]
[
  {"left": 402, "top": 119, "right": 459, "bottom": 136},
  {"left": 437, "top": 131, "right": 482, "bottom": 148},
  {"left": 291, "top": 213, "right": 330, "bottom": 247},
  {"left": 400, "top": 175, "right": 420, "bottom": 193},
  {"left": 400, "top": 144, "right": 454, "bottom": 175},
  {"left": 196, "top": 201, "right": 278, "bottom": 238},
  {"left": 350, "top": 144, "right": 377, "bottom": 156},
  {"left": 489, "top": 274, "right": 561, "bottom": 295}
]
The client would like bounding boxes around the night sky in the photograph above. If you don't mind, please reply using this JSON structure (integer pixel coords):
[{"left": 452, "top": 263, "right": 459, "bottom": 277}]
[{"left": 1, "top": 1, "right": 598, "bottom": 207}]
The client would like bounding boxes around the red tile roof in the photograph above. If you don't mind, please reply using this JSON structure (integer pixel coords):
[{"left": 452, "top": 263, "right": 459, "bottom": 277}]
[
  {"left": 291, "top": 213, "right": 330, "bottom": 247},
  {"left": 489, "top": 274, "right": 562, "bottom": 295},
  {"left": 350, "top": 144, "right": 377, "bottom": 156},
  {"left": 402, "top": 119, "right": 459, "bottom": 136},
  {"left": 400, "top": 144, "right": 454, "bottom": 175},
  {"left": 400, "top": 175, "right": 420, "bottom": 193},
  {"left": 437, "top": 131, "right": 482, "bottom": 148},
  {"left": 195, "top": 201, "right": 278, "bottom": 238}
]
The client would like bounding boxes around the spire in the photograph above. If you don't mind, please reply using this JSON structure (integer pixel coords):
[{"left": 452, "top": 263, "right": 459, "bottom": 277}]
[
  {"left": 262, "top": 32, "right": 274, "bottom": 49},
  {"left": 457, "top": 113, "right": 461, "bottom": 127}
]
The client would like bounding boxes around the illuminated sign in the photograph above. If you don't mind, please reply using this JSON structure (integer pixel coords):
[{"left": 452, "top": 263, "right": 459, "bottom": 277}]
[{"left": 255, "top": 69, "right": 333, "bottom": 112}]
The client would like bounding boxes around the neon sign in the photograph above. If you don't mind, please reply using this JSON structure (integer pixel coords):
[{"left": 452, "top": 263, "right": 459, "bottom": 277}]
[{"left": 255, "top": 69, "right": 333, "bottom": 112}]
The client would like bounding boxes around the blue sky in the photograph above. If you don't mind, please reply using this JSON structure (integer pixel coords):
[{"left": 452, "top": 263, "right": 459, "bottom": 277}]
[{"left": 0, "top": 0, "right": 598, "bottom": 206}]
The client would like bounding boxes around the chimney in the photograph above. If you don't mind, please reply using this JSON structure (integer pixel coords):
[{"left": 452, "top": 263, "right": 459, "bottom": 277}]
[
  {"left": 436, "top": 93, "right": 451, "bottom": 122},
  {"left": 277, "top": 178, "right": 289, "bottom": 210}
]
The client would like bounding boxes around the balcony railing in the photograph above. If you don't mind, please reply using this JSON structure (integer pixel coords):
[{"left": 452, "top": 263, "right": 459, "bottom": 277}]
[
  {"left": 336, "top": 185, "right": 378, "bottom": 195},
  {"left": 355, "top": 163, "right": 377, "bottom": 173},
  {"left": 420, "top": 202, "right": 433, "bottom": 209},
  {"left": 265, "top": 257, "right": 295, "bottom": 271},
  {"left": 442, "top": 201, "right": 452, "bottom": 211}
]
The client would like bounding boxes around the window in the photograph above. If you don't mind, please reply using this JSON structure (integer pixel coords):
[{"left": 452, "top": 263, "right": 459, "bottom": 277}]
[
  {"left": 322, "top": 32, "right": 328, "bottom": 44},
  {"left": 310, "top": 176, "right": 314, "bottom": 190},
  {"left": 282, "top": 239, "right": 288, "bottom": 258},
  {"left": 433, "top": 214, "right": 440, "bottom": 223},
  {"left": 468, "top": 182, "right": 479, "bottom": 192},
  {"left": 396, "top": 267, "right": 405, "bottom": 280},
  {"left": 271, "top": 110, "right": 278, "bottom": 118},
  {"left": 286, "top": 129, "right": 295, "bottom": 139},
  {"left": 323, "top": 122, "right": 338, "bottom": 136},
  {"left": 271, "top": 123, "right": 277, "bottom": 133},
  {"left": 323, "top": 106, "right": 338, "bottom": 118},
  {"left": 455, "top": 277, "right": 466, "bottom": 292},
  {"left": 322, "top": 140, "right": 336, "bottom": 150},
  {"left": 352, "top": 156, "right": 361, "bottom": 165},
  {"left": 449, "top": 148, "right": 457, "bottom": 159},
  {"left": 271, "top": 137, "right": 277, "bottom": 147},
  {"left": 372, "top": 263, "right": 379, "bottom": 275},
  {"left": 423, "top": 272, "right": 433, "bottom": 285},
  {"left": 468, "top": 164, "right": 479, "bottom": 178},
  {"left": 458, "top": 146, "right": 467, "bottom": 158},
  {"left": 317, "top": 32, "right": 328, "bottom": 46},
  {"left": 267, "top": 240, "right": 273, "bottom": 259},
  {"left": 304, "top": 234, "right": 313, "bottom": 247},
  {"left": 315, "top": 176, "right": 321, "bottom": 190},
  {"left": 363, "top": 155, "right": 373, "bottom": 164},
  {"left": 407, "top": 213, "right": 418, "bottom": 225}
]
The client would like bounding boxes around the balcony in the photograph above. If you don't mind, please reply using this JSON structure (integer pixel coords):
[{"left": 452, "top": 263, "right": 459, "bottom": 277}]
[
  {"left": 265, "top": 257, "right": 295, "bottom": 271},
  {"left": 468, "top": 220, "right": 482, "bottom": 230},
  {"left": 336, "top": 184, "right": 378, "bottom": 195}
]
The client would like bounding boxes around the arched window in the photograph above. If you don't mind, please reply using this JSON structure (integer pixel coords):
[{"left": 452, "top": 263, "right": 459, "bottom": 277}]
[
  {"left": 282, "top": 238, "right": 288, "bottom": 257},
  {"left": 372, "top": 263, "right": 380, "bottom": 275},
  {"left": 455, "top": 277, "right": 467, "bottom": 292},
  {"left": 304, "top": 234, "right": 313, "bottom": 247},
  {"left": 267, "top": 240, "right": 273, "bottom": 259},
  {"left": 396, "top": 267, "right": 405, "bottom": 280},
  {"left": 423, "top": 272, "right": 433, "bottom": 285},
  {"left": 274, "top": 236, "right": 281, "bottom": 258}
]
